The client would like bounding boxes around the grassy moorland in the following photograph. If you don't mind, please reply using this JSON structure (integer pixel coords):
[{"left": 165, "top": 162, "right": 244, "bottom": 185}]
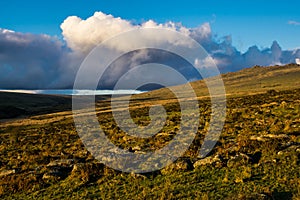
[{"left": 0, "top": 64, "right": 300, "bottom": 199}]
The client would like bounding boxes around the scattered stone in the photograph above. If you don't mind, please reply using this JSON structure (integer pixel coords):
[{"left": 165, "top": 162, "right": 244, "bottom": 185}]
[
  {"left": 132, "top": 146, "right": 141, "bottom": 151},
  {"left": 0, "top": 169, "right": 16, "bottom": 177},
  {"left": 277, "top": 143, "right": 300, "bottom": 155},
  {"left": 47, "top": 159, "right": 76, "bottom": 167},
  {"left": 280, "top": 101, "right": 287, "bottom": 108},
  {"left": 43, "top": 159, "right": 76, "bottom": 181},
  {"left": 279, "top": 141, "right": 297, "bottom": 150},
  {"left": 161, "top": 158, "right": 193, "bottom": 175},
  {"left": 193, "top": 155, "right": 222, "bottom": 168},
  {"left": 264, "top": 134, "right": 289, "bottom": 139},
  {"left": 42, "top": 171, "right": 64, "bottom": 180},
  {"left": 266, "top": 89, "right": 278, "bottom": 96},
  {"left": 71, "top": 163, "right": 87, "bottom": 175},
  {"left": 291, "top": 120, "right": 300, "bottom": 127},
  {"left": 43, "top": 165, "right": 72, "bottom": 180},
  {"left": 258, "top": 159, "right": 277, "bottom": 166},
  {"left": 238, "top": 193, "right": 270, "bottom": 200},
  {"left": 128, "top": 146, "right": 142, "bottom": 153},
  {"left": 70, "top": 162, "right": 105, "bottom": 182},
  {"left": 261, "top": 102, "right": 278, "bottom": 108},
  {"left": 250, "top": 134, "right": 289, "bottom": 142},
  {"left": 133, "top": 150, "right": 146, "bottom": 154},
  {"left": 130, "top": 172, "right": 147, "bottom": 179},
  {"left": 227, "top": 153, "right": 251, "bottom": 167},
  {"left": 250, "top": 136, "right": 267, "bottom": 142},
  {"left": 277, "top": 151, "right": 284, "bottom": 156}
]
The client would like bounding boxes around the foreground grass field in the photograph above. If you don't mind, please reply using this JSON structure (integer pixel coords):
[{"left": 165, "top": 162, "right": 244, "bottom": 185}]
[{"left": 0, "top": 64, "right": 300, "bottom": 199}]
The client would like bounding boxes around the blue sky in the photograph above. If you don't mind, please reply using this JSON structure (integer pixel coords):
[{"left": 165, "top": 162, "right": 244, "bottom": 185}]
[{"left": 1, "top": 0, "right": 300, "bottom": 52}]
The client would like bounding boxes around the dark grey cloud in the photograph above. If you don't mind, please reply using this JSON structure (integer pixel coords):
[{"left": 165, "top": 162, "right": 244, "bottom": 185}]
[{"left": 0, "top": 29, "right": 81, "bottom": 89}]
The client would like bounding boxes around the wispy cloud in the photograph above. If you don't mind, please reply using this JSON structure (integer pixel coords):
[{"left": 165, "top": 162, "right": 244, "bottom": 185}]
[{"left": 288, "top": 20, "right": 300, "bottom": 26}]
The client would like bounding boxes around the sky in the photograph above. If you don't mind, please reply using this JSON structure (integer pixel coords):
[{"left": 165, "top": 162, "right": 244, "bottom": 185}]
[
  {"left": 1, "top": 0, "right": 300, "bottom": 51},
  {"left": 1, "top": 0, "right": 300, "bottom": 89}
]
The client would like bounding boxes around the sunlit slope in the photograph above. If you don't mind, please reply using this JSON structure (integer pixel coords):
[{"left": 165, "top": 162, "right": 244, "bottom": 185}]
[{"left": 132, "top": 64, "right": 300, "bottom": 101}]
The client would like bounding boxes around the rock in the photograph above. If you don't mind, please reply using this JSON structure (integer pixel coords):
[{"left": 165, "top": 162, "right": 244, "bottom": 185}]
[
  {"left": 43, "top": 165, "right": 72, "bottom": 181},
  {"left": 261, "top": 102, "right": 278, "bottom": 108},
  {"left": 250, "top": 134, "right": 289, "bottom": 142},
  {"left": 70, "top": 163, "right": 105, "bottom": 182},
  {"left": 254, "top": 193, "right": 270, "bottom": 200},
  {"left": 258, "top": 159, "right": 277, "bottom": 166},
  {"left": 130, "top": 172, "right": 147, "bottom": 179},
  {"left": 0, "top": 169, "right": 16, "bottom": 177},
  {"left": 47, "top": 159, "right": 76, "bottom": 167},
  {"left": 161, "top": 158, "right": 193, "bottom": 175},
  {"left": 279, "top": 141, "right": 296, "bottom": 150},
  {"left": 264, "top": 134, "right": 289, "bottom": 139},
  {"left": 266, "top": 89, "right": 278, "bottom": 96},
  {"left": 43, "top": 159, "right": 76, "bottom": 181},
  {"left": 277, "top": 143, "right": 300, "bottom": 155},
  {"left": 71, "top": 163, "right": 88, "bottom": 176},
  {"left": 277, "top": 151, "right": 284, "bottom": 156},
  {"left": 227, "top": 153, "right": 251, "bottom": 167},
  {"left": 250, "top": 136, "right": 267, "bottom": 142},
  {"left": 237, "top": 193, "right": 270, "bottom": 200},
  {"left": 132, "top": 146, "right": 141, "bottom": 151},
  {"left": 280, "top": 101, "right": 287, "bottom": 108},
  {"left": 128, "top": 146, "right": 142, "bottom": 153},
  {"left": 42, "top": 171, "right": 64, "bottom": 180},
  {"left": 193, "top": 155, "right": 222, "bottom": 168}
]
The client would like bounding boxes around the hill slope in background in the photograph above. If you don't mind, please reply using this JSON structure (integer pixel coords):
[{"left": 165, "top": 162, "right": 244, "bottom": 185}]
[
  {"left": 1, "top": 63, "right": 300, "bottom": 120},
  {"left": 0, "top": 93, "right": 112, "bottom": 120},
  {"left": 133, "top": 63, "right": 300, "bottom": 101},
  {"left": 0, "top": 92, "right": 72, "bottom": 119}
]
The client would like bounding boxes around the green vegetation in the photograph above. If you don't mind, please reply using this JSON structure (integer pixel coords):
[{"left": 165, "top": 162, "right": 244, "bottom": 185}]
[{"left": 0, "top": 64, "right": 300, "bottom": 199}]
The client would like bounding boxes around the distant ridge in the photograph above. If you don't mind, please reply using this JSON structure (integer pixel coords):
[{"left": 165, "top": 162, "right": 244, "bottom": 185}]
[{"left": 1, "top": 63, "right": 300, "bottom": 119}]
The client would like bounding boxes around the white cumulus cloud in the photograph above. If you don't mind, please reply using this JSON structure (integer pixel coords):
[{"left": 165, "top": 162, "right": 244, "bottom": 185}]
[{"left": 60, "top": 11, "right": 207, "bottom": 54}]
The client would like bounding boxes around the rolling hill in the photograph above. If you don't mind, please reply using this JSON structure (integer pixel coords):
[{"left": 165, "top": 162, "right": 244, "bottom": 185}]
[{"left": 0, "top": 63, "right": 300, "bottom": 199}]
